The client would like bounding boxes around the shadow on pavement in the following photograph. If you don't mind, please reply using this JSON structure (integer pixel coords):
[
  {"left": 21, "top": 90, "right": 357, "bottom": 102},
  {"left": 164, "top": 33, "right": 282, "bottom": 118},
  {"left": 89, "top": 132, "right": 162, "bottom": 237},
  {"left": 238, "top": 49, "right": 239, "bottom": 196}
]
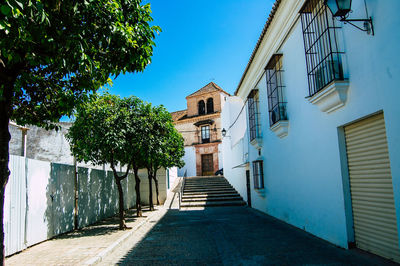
[
  {"left": 53, "top": 207, "right": 151, "bottom": 240},
  {"left": 115, "top": 206, "right": 398, "bottom": 265}
]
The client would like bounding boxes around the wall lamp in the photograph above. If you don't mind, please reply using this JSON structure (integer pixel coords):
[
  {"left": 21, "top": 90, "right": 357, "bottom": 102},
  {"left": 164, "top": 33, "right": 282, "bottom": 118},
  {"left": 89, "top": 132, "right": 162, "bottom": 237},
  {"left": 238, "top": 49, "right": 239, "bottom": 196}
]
[
  {"left": 325, "top": 0, "right": 374, "bottom": 35},
  {"left": 222, "top": 128, "right": 227, "bottom": 137}
]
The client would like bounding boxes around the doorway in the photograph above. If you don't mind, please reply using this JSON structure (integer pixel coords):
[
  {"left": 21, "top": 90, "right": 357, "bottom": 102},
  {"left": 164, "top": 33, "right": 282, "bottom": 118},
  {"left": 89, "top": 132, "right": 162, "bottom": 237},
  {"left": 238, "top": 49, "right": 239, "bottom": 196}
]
[
  {"left": 201, "top": 154, "right": 214, "bottom": 176},
  {"left": 246, "top": 170, "right": 251, "bottom": 207}
]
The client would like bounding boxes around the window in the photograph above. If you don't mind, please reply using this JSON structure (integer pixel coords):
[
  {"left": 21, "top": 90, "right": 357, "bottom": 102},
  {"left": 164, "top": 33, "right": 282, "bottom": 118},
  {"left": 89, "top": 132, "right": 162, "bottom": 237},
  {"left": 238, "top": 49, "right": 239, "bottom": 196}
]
[
  {"left": 266, "top": 54, "right": 287, "bottom": 126},
  {"left": 206, "top": 98, "right": 214, "bottom": 114},
  {"left": 198, "top": 100, "right": 205, "bottom": 115},
  {"left": 252, "top": 160, "right": 264, "bottom": 189},
  {"left": 300, "top": 0, "right": 343, "bottom": 96},
  {"left": 248, "top": 90, "right": 260, "bottom": 141},
  {"left": 201, "top": 125, "right": 210, "bottom": 143}
]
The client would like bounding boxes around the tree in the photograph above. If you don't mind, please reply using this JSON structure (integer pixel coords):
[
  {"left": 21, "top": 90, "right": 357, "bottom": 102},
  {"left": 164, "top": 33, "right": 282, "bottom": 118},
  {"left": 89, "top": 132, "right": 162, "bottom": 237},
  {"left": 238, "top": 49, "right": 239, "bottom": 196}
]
[
  {"left": 128, "top": 101, "right": 151, "bottom": 217},
  {"left": 67, "top": 93, "right": 143, "bottom": 229},
  {"left": 142, "top": 105, "right": 184, "bottom": 207},
  {"left": 0, "top": 0, "right": 159, "bottom": 260},
  {"left": 138, "top": 102, "right": 158, "bottom": 211},
  {"left": 153, "top": 124, "right": 184, "bottom": 204}
]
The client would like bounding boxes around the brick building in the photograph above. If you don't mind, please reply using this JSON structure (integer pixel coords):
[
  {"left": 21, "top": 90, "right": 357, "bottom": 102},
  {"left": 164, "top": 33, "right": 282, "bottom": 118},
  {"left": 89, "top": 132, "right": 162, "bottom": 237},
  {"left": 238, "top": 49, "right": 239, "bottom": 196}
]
[{"left": 171, "top": 82, "right": 230, "bottom": 176}]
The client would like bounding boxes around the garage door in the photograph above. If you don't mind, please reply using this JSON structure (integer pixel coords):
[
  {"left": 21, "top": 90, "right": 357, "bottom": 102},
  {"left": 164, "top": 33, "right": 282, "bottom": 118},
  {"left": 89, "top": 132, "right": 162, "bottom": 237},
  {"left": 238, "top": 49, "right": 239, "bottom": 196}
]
[{"left": 345, "top": 113, "right": 400, "bottom": 262}]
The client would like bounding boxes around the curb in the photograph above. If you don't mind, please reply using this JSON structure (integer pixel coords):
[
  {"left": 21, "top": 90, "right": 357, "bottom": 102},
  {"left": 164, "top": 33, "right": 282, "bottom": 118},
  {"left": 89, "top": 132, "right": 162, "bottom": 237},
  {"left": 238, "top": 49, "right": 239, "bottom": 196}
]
[{"left": 83, "top": 208, "right": 165, "bottom": 266}]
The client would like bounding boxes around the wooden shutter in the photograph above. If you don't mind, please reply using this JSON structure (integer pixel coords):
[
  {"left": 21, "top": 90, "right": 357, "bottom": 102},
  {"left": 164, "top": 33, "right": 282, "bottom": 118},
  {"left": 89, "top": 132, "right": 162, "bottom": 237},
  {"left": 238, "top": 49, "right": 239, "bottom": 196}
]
[{"left": 345, "top": 113, "right": 400, "bottom": 262}]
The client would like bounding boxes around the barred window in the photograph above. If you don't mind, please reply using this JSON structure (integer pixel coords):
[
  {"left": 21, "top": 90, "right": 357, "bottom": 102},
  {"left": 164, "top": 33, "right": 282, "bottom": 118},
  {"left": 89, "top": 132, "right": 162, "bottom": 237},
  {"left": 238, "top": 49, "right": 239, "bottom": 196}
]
[
  {"left": 300, "top": 0, "right": 343, "bottom": 96},
  {"left": 252, "top": 160, "right": 264, "bottom": 189},
  {"left": 201, "top": 125, "right": 210, "bottom": 143},
  {"left": 266, "top": 54, "right": 287, "bottom": 126},
  {"left": 248, "top": 90, "right": 260, "bottom": 142}
]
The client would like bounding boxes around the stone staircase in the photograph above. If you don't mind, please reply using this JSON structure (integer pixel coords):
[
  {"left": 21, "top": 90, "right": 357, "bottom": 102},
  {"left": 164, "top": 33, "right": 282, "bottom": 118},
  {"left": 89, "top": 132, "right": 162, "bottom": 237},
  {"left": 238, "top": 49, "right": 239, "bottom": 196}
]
[{"left": 180, "top": 176, "right": 246, "bottom": 208}]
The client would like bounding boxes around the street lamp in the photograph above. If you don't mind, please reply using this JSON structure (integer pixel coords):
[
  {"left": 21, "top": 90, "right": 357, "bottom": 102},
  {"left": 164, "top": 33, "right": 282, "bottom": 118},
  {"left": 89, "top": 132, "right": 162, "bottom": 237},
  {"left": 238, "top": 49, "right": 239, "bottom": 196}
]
[
  {"left": 221, "top": 128, "right": 227, "bottom": 137},
  {"left": 325, "top": 0, "right": 374, "bottom": 35},
  {"left": 325, "top": 0, "right": 351, "bottom": 17}
]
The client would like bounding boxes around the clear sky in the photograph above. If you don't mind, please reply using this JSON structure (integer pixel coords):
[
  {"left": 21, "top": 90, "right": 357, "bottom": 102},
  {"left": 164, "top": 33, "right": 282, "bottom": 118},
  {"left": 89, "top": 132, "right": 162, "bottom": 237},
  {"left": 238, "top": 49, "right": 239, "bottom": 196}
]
[{"left": 109, "top": 0, "right": 275, "bottom": 113}]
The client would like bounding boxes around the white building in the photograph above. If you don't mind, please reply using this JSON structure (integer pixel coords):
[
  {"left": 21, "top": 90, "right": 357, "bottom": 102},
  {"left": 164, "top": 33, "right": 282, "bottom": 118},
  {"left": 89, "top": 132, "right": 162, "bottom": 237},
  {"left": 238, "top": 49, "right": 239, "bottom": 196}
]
[{"left": 221, "top": 0, "right": 400, "bottom": 262}]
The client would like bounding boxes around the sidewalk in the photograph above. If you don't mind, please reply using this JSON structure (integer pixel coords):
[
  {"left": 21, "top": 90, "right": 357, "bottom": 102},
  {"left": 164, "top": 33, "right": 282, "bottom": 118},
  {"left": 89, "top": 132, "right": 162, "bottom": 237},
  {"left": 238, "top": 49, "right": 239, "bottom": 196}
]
[{"left": 5, "top": 181, "right": 181, "bottom": 266}]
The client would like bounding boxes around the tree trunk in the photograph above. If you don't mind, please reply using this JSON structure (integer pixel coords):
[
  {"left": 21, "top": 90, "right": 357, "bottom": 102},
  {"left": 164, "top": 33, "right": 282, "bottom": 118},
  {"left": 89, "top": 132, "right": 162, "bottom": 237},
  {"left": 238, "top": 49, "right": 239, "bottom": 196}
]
[
  {"left": 0, "top": 81, "right": 12, "bottom": 264},
  {"left": 133, "top": 167, "right": 142, "bottom": 217},
  {"left": 115, "top": 176, "right": 126, "bottom": 230},
  {"left": 152, "top": 169, "right": 160, "bottom": 205},
  {"left": 148, "top": 168, "right": 154, "bottom": 211}
]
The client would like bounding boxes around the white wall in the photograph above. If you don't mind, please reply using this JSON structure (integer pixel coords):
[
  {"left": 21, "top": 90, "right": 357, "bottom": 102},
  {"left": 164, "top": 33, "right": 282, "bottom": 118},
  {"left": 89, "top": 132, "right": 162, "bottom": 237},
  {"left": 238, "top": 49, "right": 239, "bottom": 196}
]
[
  {"left": 167, "top": 167, "right": 178, "bottom": 193},
  {"left": 217, "top": 143, "right": 223, "bottom": 171},
  {"left": 223, "top": 0, "right": 400, "bottom": 249},
  {"left": 178, "top": 146, "right": 196, "bottom": 177},
  {"left": 221, "top": 96, "right": 248, "bottom": 202},
  {"left": 4, "top": 155, "right": 168, "bottom": 256}
]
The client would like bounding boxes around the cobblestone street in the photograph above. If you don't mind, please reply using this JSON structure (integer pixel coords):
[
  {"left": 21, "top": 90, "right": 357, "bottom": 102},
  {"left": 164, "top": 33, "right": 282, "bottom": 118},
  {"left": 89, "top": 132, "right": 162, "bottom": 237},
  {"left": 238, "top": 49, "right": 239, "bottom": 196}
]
[{"left": 100, "top": 206, "right": 396, "bottom": 265}]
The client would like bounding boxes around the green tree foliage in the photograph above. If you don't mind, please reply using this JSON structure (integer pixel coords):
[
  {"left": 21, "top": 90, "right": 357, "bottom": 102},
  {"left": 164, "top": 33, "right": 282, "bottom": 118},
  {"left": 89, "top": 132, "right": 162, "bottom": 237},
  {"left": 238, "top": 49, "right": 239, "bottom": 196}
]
[
  {"left": 0, "top": 0, "right": 159, "bottom": 260},
  {"left": 67, "top": 93, "right": 144, "bottom": 229}
]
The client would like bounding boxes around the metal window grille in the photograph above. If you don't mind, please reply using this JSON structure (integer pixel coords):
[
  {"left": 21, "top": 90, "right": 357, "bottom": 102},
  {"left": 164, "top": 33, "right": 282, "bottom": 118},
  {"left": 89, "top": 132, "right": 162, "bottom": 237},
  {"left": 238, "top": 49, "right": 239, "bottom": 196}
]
[
  {"left": 266, "top": 54, "right": 287, "bottom": 126},
  {"left": 252, "top": 160, "right": 264, "bottom": 189},
  {"left": 300, "top": 0, "right": 343, "bottom": 96},
  {"left": 198, "top": 100, "right": 205, "bottom": 115},
  {"left": 248, "top": 90, "right": 260, "bottom": 141},
  {"left": 201, "top": 125, "right": 210, "bottom": 143},
  {"left": 206, "top": 98, "right": 214, "bottom": 114}
]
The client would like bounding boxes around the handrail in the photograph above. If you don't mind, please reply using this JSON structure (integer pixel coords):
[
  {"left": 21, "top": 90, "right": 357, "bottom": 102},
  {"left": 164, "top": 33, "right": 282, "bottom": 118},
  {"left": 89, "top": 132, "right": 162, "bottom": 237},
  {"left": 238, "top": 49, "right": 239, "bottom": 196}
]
[{"left": 179, "top": 176, "right": 186, "bottom": 209}]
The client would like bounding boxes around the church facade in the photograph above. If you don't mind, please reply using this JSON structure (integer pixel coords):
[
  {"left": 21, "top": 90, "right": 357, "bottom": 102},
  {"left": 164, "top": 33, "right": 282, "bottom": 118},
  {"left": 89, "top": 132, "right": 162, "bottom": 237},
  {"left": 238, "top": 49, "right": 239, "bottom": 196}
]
[{"left": 171, "top": 82, "right": 229, "bottom": 177}]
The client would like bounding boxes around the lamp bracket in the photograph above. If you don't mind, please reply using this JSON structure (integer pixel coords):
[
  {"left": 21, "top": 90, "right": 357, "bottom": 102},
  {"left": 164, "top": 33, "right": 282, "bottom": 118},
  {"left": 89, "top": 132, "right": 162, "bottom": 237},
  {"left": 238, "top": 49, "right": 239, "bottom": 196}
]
[{"left": 339, "top": 17, "right": 374, "bottom": 35}]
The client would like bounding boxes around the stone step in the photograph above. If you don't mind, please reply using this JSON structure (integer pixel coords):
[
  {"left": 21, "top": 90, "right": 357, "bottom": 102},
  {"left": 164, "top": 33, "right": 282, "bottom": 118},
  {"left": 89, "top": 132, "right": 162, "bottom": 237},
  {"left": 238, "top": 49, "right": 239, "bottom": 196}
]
[
  {"left": 184, "top": 185, "right": 232, "bottom": 189},
  {"left": 185, "top": 181, "right": 228, "bottom": 184},
  {"left": 183, "top": 188, "right": 237, "bottom": 193},
  {"left": 184, "top": 181, "right": 228, "bottom": 185},
  {"left": 180, "top": 200, "right": 246, "bottom": 208},
  {"left": 185, "top": 179, "right": 226, "bottom": 181},
  {"left": 182, "top": 193, "right": 241, "bottom": 199},
  {"left": 184, "top": 185, "right": 233, "bottom": 189},
  {"left": 181, "top": 196, "right": 243, "bottom": 202},
  {"left": 185, "top": 179, "right": 225, "bottom": 182},
  {"left": 183, "top": 190, "right": 239, "bottom": 196},
  {"left": 186, "top": 177, "right": 225, "bottom": 179}
]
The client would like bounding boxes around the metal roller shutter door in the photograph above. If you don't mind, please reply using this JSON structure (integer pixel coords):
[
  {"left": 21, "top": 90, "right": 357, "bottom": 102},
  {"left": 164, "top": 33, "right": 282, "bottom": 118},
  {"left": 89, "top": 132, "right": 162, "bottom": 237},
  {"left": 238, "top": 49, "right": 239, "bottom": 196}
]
[{"left": 345, "top": 113, "right": 400, "bottom": 262}]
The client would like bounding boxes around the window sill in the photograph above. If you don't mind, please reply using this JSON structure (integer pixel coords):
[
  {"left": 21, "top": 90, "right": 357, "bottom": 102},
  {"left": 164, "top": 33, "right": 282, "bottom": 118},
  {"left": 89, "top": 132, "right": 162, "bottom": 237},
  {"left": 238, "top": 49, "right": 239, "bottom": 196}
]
[
  {"left": 270, "top": 120, "right": 289, "bottom": 138},
  {"left": 308, "top": 80, "right": 349, "bottom": 113},
  {"left": 250, "top": 137, "right": 263, "bottom": 149}
]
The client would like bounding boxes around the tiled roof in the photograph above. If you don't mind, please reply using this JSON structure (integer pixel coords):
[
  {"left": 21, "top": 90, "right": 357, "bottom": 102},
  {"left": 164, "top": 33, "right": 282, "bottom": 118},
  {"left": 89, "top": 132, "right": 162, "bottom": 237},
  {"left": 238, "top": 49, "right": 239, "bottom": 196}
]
[
  {"left": 234, "top": 0, "right": 282, "bottom": 96},
  {"left": 186, "top": 82, "right": 230, "bottom": 98},
  {"left": 171, "top": 109, "right": 188, "bottom": 122}
]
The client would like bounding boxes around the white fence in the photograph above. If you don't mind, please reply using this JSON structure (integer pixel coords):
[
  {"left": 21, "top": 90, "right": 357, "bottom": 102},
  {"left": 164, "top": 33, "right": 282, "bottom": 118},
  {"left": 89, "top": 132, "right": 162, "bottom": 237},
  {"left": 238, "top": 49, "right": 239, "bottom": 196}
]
[{"left": 4, "top": 155, "right": 175, "bottom": 256}]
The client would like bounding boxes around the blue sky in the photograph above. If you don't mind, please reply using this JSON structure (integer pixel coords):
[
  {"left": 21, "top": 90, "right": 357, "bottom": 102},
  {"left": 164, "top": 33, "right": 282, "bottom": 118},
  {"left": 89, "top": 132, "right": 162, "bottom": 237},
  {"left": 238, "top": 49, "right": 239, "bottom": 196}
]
[{"left": 109, "top": 0, "right": 275, "bottom": 113}]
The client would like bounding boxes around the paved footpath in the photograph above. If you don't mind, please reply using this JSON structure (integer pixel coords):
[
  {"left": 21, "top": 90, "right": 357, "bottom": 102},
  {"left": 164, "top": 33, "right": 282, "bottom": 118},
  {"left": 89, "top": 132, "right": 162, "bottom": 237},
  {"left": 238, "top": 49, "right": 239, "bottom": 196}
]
[
  {"left": 100, "top": 206, "right": 397, "bottom": 266},
  {"left": 5, "top": 179, "right": 182, "bottom": 266}
]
